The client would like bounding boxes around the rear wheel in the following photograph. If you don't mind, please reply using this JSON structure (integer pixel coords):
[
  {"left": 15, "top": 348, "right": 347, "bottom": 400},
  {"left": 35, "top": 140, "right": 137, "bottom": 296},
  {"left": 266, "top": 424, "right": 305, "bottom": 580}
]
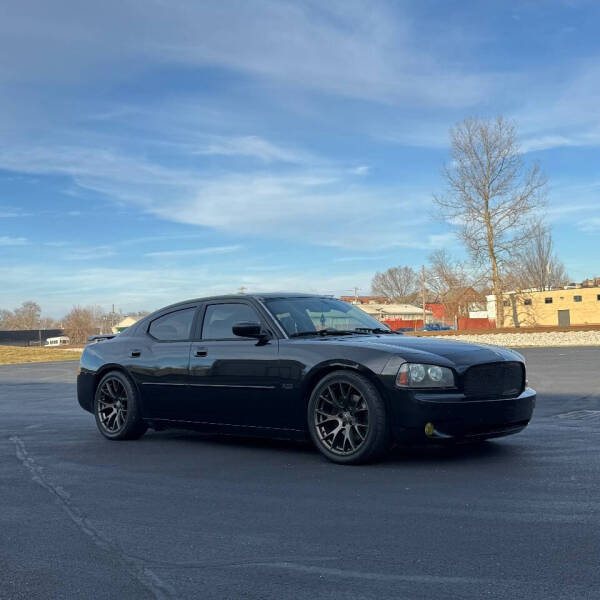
[
  {"left": 308, "top": 371, "right": 390, "bottom": 464},
  {"left": 94, "top": 371, "right": 147, "bottom": 440}
]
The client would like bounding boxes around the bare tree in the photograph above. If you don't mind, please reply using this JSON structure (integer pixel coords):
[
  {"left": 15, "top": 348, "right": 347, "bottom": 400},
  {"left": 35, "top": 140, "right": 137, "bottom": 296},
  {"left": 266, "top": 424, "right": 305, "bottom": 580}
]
[
  {"left": 434, "top": 116, "right": 546, "bottom": 326},
  {"left": 371, "top": 266, "right": 419, "bottom": 303},
  {"left": 509, "top": 221, "right": 569, "bottom": 291},
  {"left": 40, "top": 316, "right": 59, "bottom": 329},
  {"left": 427, "top": 249, "right": 473, "bottom": 300},
  {"left": 0, "top": 301, "right": 42, "bottom": 329},
  {"left": 0, "top": 309, "right": 13, "bottom": 329},
  {"left": 63, "top": 306, "right": 99, "bottom": 344},
  {"left": 426, "top": 249, "right": 489, "bottom": 323}
]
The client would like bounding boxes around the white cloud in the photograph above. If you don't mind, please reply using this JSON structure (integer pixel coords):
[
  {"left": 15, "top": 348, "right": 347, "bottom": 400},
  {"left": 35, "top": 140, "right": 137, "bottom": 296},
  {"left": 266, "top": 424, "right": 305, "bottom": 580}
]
[
  {"left": 0, "top": 1, "right": 495, "bottom": 109},
  {"left": 333, "top": 255, "right": 386, "bottom": 263},
  {"left": 513, "top": 62, "right": 600, "bottom": 153},
  {"left": 145, "top": 245, "right": 241, "bottom": 258},
  {"left": 0, "top": 236, "right": 27, "bottom": 246},
  {"left": 578, "top": 217, "right": 600, "bottom": 232},
  {"left": 195, "top": 136, "right": 312, "bottom": 164},
  {"left": 351, "top": 165, "right": 370, "bottom": 176},
  {"left": 0, "top": 261, "right": 377, "bottom": 317},
  {"left": 0, "top": 206, "right": 32, "bottom": 218},
  {"left": 0, "top": 143, "right": 441, "bottom": 251}
]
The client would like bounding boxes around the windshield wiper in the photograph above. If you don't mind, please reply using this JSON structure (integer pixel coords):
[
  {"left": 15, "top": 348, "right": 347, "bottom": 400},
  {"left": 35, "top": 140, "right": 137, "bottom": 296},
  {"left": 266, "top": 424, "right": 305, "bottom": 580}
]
[
  {"left": 290, "top": 328, "right": 370, "bottom": 338},
  {"left": 353, "top": 327, "right": 402, "bottom": 335}
]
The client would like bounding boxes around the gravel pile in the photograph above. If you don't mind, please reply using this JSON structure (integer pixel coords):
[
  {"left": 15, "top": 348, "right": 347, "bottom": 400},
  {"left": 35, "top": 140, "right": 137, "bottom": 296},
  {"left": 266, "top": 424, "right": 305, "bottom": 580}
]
[{"left": 431, "top": 330, "right": 600, "bottom": 347}]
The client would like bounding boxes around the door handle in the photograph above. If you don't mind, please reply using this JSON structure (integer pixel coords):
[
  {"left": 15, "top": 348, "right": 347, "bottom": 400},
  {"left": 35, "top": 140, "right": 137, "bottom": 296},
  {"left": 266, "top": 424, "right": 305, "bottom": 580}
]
[
  {"left": 130, "top": 350, "right": 141, "bottom": 358},
  {"left": 194, "top": 349, "right": 207, "bottom": 357}
]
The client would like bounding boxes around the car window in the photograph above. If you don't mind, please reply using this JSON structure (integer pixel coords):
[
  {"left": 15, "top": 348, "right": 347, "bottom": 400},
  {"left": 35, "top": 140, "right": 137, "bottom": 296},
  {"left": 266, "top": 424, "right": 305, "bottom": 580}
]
[
  {"left": 202, "top": 303, "right": 261, "bottom": 340},
  {"left": 148, "top": 308, "right": 196, "bottom": 341},
  {"left": 265, "top": 297, "right": 386, "bottom": 335}
]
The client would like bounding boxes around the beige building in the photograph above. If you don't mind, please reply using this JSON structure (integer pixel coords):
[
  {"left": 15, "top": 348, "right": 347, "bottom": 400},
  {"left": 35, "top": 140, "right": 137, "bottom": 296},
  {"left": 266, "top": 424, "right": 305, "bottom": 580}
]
[{"left": 487, "top": 286, "right": 600, "bottom": 327}]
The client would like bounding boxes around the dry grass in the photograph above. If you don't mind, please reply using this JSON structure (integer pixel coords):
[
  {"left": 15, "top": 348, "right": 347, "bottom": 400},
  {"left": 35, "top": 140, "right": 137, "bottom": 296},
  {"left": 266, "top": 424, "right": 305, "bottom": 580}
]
[{"left": 0, "top": 345, "right": 83, "bottom": 365}]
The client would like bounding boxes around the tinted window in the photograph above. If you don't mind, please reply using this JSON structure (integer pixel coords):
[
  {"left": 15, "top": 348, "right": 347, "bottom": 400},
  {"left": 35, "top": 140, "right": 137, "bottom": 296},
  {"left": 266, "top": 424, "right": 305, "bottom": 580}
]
[
  {"left": 545, "top": 297, "right": 553, "bottom": 304},
  {"left": 574, "top": 295, "right": 582, "bottom": 302},
  {"left": 524, "top": 298, "right": 532, "bottom": 306},
  {"left": 202, "top": 303, "right": 260, "bottom": 340},
  {"left": 148, "top": 308, "right": 195, "bottom": 341}
]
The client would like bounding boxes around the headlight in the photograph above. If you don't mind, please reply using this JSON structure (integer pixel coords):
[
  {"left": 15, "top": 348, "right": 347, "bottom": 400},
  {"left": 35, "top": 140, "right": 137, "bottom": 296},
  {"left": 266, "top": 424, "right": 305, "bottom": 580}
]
[{"left": 396, "top": 363, "right": 455, "bottom": 388}]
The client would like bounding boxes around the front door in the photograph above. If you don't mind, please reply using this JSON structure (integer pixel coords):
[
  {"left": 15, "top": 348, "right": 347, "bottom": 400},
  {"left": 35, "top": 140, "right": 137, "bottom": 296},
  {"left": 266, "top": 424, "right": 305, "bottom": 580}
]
[
  {"left": 188, "top": 301, "right": 285, "bottom": 428},
  {"left": 558, "top": 309, "right": 570, "bottom": 327}
]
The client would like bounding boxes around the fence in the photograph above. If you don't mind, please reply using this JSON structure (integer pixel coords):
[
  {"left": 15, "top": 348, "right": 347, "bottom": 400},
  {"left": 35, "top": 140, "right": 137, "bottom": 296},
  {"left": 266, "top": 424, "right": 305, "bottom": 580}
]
[
  {"left": 381, "top": 319, "right": 424, "bottom": 331},
  {"left": 0, "top": 329, "right": 64, "bottom": 347},
  {"left": 456, "top": 317, "right": 494, "bottom": 330}
]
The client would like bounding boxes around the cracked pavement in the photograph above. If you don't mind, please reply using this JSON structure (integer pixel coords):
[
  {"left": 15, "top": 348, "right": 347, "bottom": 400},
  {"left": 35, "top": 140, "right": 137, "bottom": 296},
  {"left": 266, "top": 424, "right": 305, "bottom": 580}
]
[{"left": 1, "top": 347, "right": 600, "bottom": 599}]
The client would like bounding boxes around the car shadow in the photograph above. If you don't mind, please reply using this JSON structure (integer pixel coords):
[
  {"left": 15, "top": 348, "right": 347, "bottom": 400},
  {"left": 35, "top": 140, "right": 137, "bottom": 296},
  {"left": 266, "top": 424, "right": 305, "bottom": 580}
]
[{"left": 144, "top": 427, "right": 513, "bottom": 466}]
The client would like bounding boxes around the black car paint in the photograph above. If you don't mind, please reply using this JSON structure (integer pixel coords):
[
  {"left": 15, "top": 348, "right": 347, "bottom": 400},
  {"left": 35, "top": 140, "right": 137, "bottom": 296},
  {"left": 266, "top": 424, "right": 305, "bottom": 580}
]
[{"left": 78, "top": 294, "right": 536, "bottom": 442}]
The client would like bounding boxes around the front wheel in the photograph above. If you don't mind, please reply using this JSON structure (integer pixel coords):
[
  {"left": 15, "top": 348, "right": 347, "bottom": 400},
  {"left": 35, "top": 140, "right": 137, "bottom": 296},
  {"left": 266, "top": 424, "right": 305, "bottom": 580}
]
[
  {"left": 94, "top": 371, "right": 147, "bottom": 440},
  {"left": 307, "top": 371, "right": 390, "bottom": 464}
]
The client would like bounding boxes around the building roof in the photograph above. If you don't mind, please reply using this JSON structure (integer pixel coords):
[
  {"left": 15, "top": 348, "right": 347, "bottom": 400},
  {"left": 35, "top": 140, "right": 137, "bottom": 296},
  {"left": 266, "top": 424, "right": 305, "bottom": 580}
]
[
  {"left": 115, "top": 316, "right": 139, "bottom": 328},
  {"left": 112, "top": 316, "right": 141, "bottom": 333},
  {"left": 358, "top": 303, "right": 433, "bottom": 316},
  {"left": 339, "top": 295, "right": 389, "bottom": 304}
]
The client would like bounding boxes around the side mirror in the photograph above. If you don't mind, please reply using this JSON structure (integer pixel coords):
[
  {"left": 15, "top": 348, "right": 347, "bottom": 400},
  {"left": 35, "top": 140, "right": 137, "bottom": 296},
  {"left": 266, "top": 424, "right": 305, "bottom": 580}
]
[{"left": 232, "top": 321, "right": 268, "bottom": 340}]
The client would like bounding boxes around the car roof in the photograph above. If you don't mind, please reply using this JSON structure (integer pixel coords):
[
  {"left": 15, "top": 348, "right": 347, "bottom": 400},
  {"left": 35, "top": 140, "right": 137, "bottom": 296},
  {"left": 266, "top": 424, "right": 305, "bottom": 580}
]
[{"left": 153, "top": 292, "right": 332, "bottom": 313}]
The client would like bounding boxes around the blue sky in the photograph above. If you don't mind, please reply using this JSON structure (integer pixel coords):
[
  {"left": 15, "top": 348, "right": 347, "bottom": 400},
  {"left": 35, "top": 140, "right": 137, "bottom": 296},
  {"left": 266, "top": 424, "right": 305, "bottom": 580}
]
[{"left": 1, "top": 0, "right": 599, "bottom": 317}]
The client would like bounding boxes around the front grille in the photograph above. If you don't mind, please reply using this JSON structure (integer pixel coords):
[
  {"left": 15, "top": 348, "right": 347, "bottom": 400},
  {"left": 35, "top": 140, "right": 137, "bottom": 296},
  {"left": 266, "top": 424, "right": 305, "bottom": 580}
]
[{"left": 462, "top": 362, "right": 524, "bottom": 400}]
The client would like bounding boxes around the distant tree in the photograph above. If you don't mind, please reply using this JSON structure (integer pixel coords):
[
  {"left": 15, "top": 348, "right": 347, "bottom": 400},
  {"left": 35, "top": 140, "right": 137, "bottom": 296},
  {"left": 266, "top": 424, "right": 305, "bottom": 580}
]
[
  {"left": 1, "top": 301, "right": 42, "bottom": 329},
  {"left": 426, "top": 250, "right": 488, "bottom": 322},
  {"left": 371, "top": 266, "right": 419, "bottom": 303},
  {"left": 434, "top": 116, "right": 547, "bottom": 326},
  {"left": 63, "top": 306, "right": 99, "bottom": 344},
  {"left": 427, "top": 249, "right": 473, "bottom": 300},
  {"left": 40, "top": 317, "right": 59, "bottom": 329},
  {"left": 508, "top": 221, "right": 569, "bottom": 291},
  {"left": 0, "top": 309, "right": 13, "bottom": 329}
]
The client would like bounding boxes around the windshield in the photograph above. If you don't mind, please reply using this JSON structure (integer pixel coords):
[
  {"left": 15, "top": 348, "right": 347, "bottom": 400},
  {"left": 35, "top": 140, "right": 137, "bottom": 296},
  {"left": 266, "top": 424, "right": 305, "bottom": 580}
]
[{"left": 264, "top": 297, "right": 390, "bottom": 336}]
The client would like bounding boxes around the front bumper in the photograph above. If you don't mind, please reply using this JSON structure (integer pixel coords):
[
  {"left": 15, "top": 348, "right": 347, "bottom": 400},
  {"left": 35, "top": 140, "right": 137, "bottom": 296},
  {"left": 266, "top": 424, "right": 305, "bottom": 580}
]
[{"left": 389, "top": 387, "right": 536, "bottom": 443}]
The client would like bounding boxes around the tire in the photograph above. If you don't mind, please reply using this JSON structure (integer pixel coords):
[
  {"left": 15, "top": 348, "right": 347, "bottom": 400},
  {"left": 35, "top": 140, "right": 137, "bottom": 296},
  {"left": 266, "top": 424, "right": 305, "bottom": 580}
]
[
  {"left": 307, "top": 370, "right": 390, "bottom": 464},
  {"left": 94, "top": 370, "right": 147, "bottom": 440}
]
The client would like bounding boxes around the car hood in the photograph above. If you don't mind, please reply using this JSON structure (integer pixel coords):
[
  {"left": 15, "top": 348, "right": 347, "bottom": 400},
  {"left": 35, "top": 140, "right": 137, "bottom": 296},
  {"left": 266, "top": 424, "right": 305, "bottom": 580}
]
[{"left": 305, "top": 334, "right": 522, "bottom": 368}]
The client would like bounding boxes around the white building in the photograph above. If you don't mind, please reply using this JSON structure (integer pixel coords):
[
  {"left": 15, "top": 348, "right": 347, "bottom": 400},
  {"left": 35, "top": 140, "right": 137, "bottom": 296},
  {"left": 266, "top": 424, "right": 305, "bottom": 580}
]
[
  {"left": 357, "top": 303, "right": 433, "bottom": 323},
  {"left": 112, "top": 316, "right": 139, "bottom": 334}
]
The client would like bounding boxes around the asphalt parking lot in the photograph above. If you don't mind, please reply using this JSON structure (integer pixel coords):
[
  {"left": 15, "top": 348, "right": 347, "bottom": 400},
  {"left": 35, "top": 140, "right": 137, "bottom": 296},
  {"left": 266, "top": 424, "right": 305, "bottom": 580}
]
[{"left": 1, "top": 347, "right": 599, "bottom": 600}]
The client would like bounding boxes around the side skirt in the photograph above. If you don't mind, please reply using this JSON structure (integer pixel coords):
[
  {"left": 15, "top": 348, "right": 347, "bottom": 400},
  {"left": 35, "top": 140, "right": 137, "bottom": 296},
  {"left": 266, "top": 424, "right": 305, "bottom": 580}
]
[{"left": 144, "top": 418, "right": 308, "bottom": 441}]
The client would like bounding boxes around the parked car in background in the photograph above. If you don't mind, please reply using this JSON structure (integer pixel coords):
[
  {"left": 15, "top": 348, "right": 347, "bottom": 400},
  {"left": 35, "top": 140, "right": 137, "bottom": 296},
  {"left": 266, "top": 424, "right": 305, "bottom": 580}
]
[
  {"left": 45, "top": 335, "right": 70, "bottom": 346},
  {"left": 77, "top": 294, "right": 535, "bottom": 464},
  {"left": 419, "top": 323, "right": 454, "bottom": 331}
]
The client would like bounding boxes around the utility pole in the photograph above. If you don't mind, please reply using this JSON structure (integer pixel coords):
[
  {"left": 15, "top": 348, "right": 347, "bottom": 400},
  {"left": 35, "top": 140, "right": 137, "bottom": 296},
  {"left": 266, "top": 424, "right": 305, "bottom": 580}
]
[
  {"left": 421, "top": 265, "right": 426, "bottom": 327},
  {"left": 354, "top": 286, "right": 360, "bottom": 302}
]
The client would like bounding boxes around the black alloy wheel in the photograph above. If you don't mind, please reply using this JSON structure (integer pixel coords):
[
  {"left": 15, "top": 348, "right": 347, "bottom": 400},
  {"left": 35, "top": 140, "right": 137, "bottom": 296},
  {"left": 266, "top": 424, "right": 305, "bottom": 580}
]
[
  {"left": 94, "top": 371, "right": 147, "bottom": 440},
  {"left": 308, "top": 370, "right": 390, "bottom": 464}
]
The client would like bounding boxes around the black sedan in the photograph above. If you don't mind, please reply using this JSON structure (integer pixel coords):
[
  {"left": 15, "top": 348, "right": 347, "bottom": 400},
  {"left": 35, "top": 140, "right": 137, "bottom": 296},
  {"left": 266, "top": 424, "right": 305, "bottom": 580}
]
[{"left": 77, "top": 294, "right": 535, "bottom": 464}]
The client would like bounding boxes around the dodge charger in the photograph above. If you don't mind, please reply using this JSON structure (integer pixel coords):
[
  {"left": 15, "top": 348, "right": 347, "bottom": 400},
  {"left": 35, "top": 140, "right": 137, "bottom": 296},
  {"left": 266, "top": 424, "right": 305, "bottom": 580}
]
[{"left": 77, "top": 294, "right": 536, "bottom": 464}]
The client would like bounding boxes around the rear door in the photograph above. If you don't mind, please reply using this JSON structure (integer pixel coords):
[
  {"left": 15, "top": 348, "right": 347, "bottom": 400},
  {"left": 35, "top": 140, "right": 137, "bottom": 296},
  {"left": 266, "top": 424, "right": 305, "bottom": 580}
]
[
  {"left": 188, "top": 300, "right": 286, "bottom": 428},
  {"left": 129, "top": 305, "right": 198, "bottom": 420}
]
